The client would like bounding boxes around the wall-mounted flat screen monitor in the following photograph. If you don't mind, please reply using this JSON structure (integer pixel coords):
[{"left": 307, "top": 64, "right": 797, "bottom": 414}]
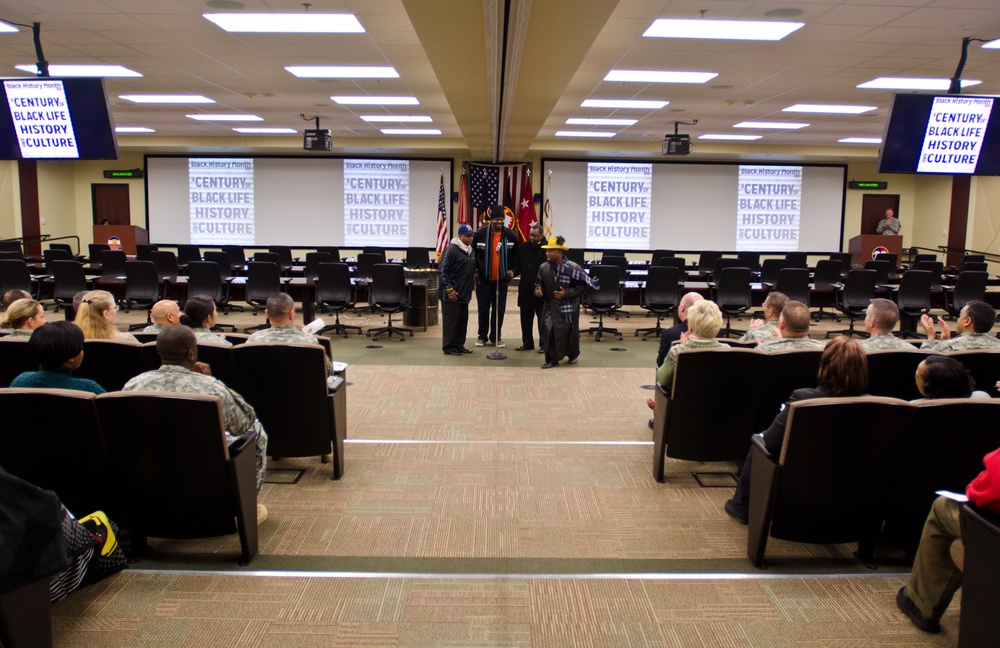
[
  {"left": 878, "top": 93, "right": 1000, "bottom": 175},
  {"left": 0, "top": 77, "right": 119, "bottom": 160}
]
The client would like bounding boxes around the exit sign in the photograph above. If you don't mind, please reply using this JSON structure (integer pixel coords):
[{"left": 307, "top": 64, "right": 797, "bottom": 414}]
[
  {"left": 848, "top": 180, "right": 887, "bottom": 190},
  {"left": 103, "top": 169, "right": 144, "bottom": 179}
]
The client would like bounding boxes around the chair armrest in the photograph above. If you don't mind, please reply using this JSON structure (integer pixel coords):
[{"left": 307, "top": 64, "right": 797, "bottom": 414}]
[
  {"left": 228, "top": 428, "right": 258, "bottom": 455},
  {"left": 750, "top": 434, "right": 772, "bottom": 460}
]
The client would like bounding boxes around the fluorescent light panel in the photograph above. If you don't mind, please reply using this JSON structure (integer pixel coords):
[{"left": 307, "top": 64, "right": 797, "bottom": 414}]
[
  {"left": 699, "top": 134, "right": 762, "bottom": 140},
  {"left": 783, "top": 104, "right": 876, "bottom": 114},
  {"left": 566, "top": 118, "right": 636, "bottom": 126},
  {"left": 644, "top": 18, "right": 803, "bottom": 41},
  {"left": 121, "top": 95, "right": 214, "bottom": 104},
  {"left": 361, "top": 115, "right": 432, "bottom": 122},
  {"left": 16, "top": 64, "right": 141, "bottom": 77},
  {"left": 0, "top": 21, "right": 18, "bottom": 33},
  {"left": 115, "top": 127, "right": 154, "bottom": 133},
  {"left": 234, "top": 128, "right": 297, "bottom": 133},
  {"left": 204, "top": 13, "right": 364, "bottom": 33},
  {"left": 555, "top": 131, "right": 616, "bottom": 138},
  {"left": 380, "top": 128, "right": 441, "bottom": 135},
  {"left": 857, "top": 77, "right": 980, "bottom": 90},
  {"left": 984, "top": 38, "right": 1000, "bottom": 49},
  {"left": 734, "top": 121, "right": 809, "bottom": 129},
  {"left": 604, "top": 70, "right": 717, "bottom": 84},
  {"left": 839, "top": 137, "right": 882, "bottom": 144},
  {"left": 581, "top": 99, "right": 668, "bottom": 109},
  {"left": 186, "top": 114, "right": 263, "bottom": 121},
  {"left": 332, "top": 96, "right": 418, "bottom": 105},
  {"left": 287, "top": 66, "right": 397, "bottom": 79}
]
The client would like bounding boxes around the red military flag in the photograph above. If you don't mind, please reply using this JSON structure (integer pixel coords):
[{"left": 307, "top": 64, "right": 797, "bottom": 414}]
[
  {"left": 516, "top": 170, "right": 537, "bottom": 243},
  {"left": 457, "top": 172, "right": 468, "bottom": 225}
]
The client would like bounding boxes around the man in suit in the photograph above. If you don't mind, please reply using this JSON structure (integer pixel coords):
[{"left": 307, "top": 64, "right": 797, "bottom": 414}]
[{"left": 511, "top": 224, "right": 547, "bottom": 352}]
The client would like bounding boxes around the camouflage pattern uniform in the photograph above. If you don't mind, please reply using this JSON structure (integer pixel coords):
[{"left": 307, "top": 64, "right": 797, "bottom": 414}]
[
  {"left": 116, "top": 331, "right": 140, "bottom": 344},
  {"left": 738, "top": 320, "right": 779, "bottom": 345},
  {"left": 921, "top": 332, "right": 1000, "bottom": 353},
  {"left": 9, "top": 329, "right": 32, "bottom": 338},
  {"left": 758, "top": 336, "right": 826, "bottom": 353},
  {"left": 122, "top": 365, "right": 268, "bottom": 492},
  {"left": 860, "top": 333, "right": 915, "bottom": 351},
  {"left": 246, "top": 325, "right": 332, "bottom": 374},
  {"left": 656, "top": 338, "right": 724, "bottom": 387},
  {"left": 142, "top": 323, "right": 166, "bottom": 333},
  {"left": 192, "top": 327, "right": 232, "bottom": 347}
]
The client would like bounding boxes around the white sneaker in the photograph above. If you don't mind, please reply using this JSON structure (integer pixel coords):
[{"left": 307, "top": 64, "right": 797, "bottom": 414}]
[
  {"left": 496, "top": 340, "right": 506, "bottom": 348},
  {"left": 474, "top": 339, "right": 486, "bottom": 347},
  {"left": 257, "top": 504, "right": 268, "bottom": 525}
]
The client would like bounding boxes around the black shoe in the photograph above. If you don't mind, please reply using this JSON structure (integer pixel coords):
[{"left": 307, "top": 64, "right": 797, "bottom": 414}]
[
  {"left": 460, "top": 347, "right": 473, "bottom": 354},
  {"left": 515, "top": 345, "right": 533, "bottom": 351},
  {"left": 896, "top": 587, "right": 941, "bottom": 633},
  {"left": 567, "top": 356, "right": 578, "bottom": 365},
  {"left": 443, "top": 349, "right": 462, "bottom": 356},
  {"left": 724, "top": 499, "right": 749, "bottom": 525},
  {"left": 541, "top": 362, "right": 557, "bottom": 369},
  {"left": 648, "top": 419, "right": 654, "bottom": 430}
]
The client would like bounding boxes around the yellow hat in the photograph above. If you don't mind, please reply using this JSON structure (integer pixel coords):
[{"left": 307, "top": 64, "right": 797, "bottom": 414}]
[{"left": 541, "top": 236, "right": 569, "bottom": 251}]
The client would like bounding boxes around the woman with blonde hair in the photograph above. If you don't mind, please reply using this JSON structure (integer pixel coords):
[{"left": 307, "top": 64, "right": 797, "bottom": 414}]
[
  {"left": 655, "top": 299, "right": 725, "bottom": 389},
  {"left": 74, "top": 290, "right": 138, "bottom": 343},
  {"left": 1, "top": 297, "right": 46, "bottom": 337}
]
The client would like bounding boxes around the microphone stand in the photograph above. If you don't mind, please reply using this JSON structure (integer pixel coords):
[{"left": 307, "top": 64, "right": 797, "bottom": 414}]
[{"left": 487, "top": 234, "right": 507, "bottom": 361}]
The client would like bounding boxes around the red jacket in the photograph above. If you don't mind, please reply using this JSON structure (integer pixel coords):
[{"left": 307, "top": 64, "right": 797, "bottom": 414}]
[{"left": 966, "top": 448, "right": 1000, "bottom": 514}]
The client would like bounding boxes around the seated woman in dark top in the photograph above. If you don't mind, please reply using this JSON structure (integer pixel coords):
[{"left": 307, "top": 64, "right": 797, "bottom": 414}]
[
  {"left": 724, "top": 335, "right": 868, "bottom": 523},
  {"left": 10, "top": 321, "right": 106, "bottom": 394},
  {"left": 913, "top": 356, "right": 989, "bottom": 401}
]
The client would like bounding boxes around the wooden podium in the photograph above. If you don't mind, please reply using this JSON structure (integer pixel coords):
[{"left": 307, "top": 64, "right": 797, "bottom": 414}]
[
  {"left": 848, "top": 235, "right": 902, "bottom": 267},
  {"left": 93, "top": 225, "right": 148, "bottom": 256}
]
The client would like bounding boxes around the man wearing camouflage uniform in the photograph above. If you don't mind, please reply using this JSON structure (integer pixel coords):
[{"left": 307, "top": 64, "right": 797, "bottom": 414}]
[
  {"left": 758, "top": 301, "right": 826, "bottom": 353},
  {"left": 122, "top": 326, "right": 269, "bottom": 521},
  {"left": 142, "top": 300, "right": 181, "bottom": 334},
  {"left": 860, "top": 298, "right": 914, "bottom": 351},
  {"left": 738, "top": 291, "right": 787, "bottom": 346},
  {"left": 246, "top": 293, "right": 332, "bottom": 373},
  {"left": 920, "top": 300, "right": 1000, "bottom": 352}
]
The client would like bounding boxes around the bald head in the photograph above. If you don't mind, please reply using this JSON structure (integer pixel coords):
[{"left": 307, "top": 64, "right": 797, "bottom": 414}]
[
  {"left": 779, "top": 301, "right": 811, "bottom": 337},
  {"left": 264, "top": 293, "right": 295, "bottom": 325},
  {"left": 150, "top": 300, "right": 181, "bottom": 327},
  {"left": 678, "top": 292, "right": 704, "bottom": 321},
  {"left": 156, "top": 325, "right": 197, "bottom": 366}
]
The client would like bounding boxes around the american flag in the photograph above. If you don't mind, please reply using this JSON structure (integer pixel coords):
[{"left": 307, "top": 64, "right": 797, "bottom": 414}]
[
  {"left": 468, "top": 163, "right": 528, "bottom": 227},
  {"left": 434, "top": 174, "right": 448, "bottom": 261}
]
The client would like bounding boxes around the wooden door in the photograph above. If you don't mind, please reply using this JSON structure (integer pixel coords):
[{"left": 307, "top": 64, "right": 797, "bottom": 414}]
[
  {"left": 861, "top": 194, "right": 900, "bottom": 235},
  {"left": 91, "top": 184, "right": 130, "bottom": 225}
]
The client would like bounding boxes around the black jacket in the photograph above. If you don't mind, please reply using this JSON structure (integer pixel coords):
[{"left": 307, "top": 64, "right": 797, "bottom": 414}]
[
  {"left": 438, "top": 239, "right": 476, "bottom": 303},
  {"left": 510, "top": 239, "right": 546, "bottom": 307},
  {"left": 472, "top": 225, "right": 518, "bottom": 283}
]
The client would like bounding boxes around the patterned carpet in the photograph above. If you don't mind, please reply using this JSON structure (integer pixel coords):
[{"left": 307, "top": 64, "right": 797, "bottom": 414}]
[{"left": 46, "top": 305, "right": 965, "bottom": 646}]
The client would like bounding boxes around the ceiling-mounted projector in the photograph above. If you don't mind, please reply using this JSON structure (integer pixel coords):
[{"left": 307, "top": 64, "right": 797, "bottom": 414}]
[
  {"left": 662, "top": 134, "right": 691, "bottom": 156},
  {"left": 304, "top": 129, "right": 332, "bottom": 152}
]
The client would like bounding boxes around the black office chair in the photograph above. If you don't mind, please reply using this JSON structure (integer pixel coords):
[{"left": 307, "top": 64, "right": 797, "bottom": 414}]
[
  {"left": 944, "top": 271, "right": 988, "bottom": 319},
  {"left": 774, "top": 267, "right": 811, "bottom": 307},
  {"left": 88, "top": 243, "right": 110, "bottom": 263},
  {"left": 895, "top": 269, "right": 933, "bottom": 338},
  {"left": 650, "top": 250, "right": 675, "bottom": 267},
  {"left": 711, "top": 257, "right": 742, "bottom": 283},
  {"left": 220, "top": 245, "right": 247, "bottom": 275},
  {"left": 268, "top": 246, "right": 295, "bottom": 274},
  {"left": 366, "top": 263, "right": 412, "bottom": 340},
  {"left": 405, "top": 247, "right": 431, "bottom": 269},
  {"left": 874, "top": 252, "right": 898, "bottom": 269},
  {"left": 784, "top": 251, "right": 808, "bottom": 268},
  {"left": 176, "top": 244, "right": 202, "bottom": 268},
  {"left": 303, "top": 252, "right": 333, "bottom": 282},
  {"left": 243, "top": 261, "right": 282, "bottom": 333},
  {"left": 0, "top": 240, "right": 23, "bottom": 257},
  {"left": 759, "top": 259, "right": 788, "bottom": 287},
  {"left": 863, "top": 259, "right": 892, "bottom": 286},
  {"left": 583, "top": 264, "right": 623, "bottom": 342},
  {"left": 362, "top": 247, "right": 387, "bottom": 262},
  {"left": 737, "top": 252, "right": 761, "bottom": 274},
  {"left": 599, "top": 256, "right": 630, "bottom": 318},
  {"left": 697, "top": 251, "right": 722, "bottom": 275},
  {"left": 636, "top": 265, "right": 680, "bottom": 340},
  {"left": 50, "top": 260, "right": 90, "bottom": 312},
  {"left": 252, "top": 251, "right": 280, "bottom": 266},
  {"left": 960, "top": 261, "right": 988, "bottom": 273},
  {"left": 716, "top": 266, "right": 752, "bottom": 338},
  {"left": 0, "top": 251, "right": 23, "bottom": 261},
  {"left": 913, "top": 260, "right": 944, "bottom": 290},
  {"left": 826, "top": 269, "right": 877, "bottom": 338},
  {"left": 564, "top": 248, "right": 585, "bottom": 267},
  {"left": 811, "top": 259, "right": 844, "bottom": 322},
  {"left": 0, "top": 259, "right": 35, "bottom": 299},
  {"left": 828, "top": 252, "right": 853, "bottom": 273},
  {"left": 653, "top": 256, "right": 686, "bottom": 277},
  {"left": 48, "top": 243, "right": 76, "bottom": 258},
  {"left": 123, "top": 260, "right": 160, "bottom": 329},
  {"left": 317, "top": 246, "right": 341, "bottom": 262},
  {"left": 203, "top": 251, "right": 235, "bottom": 280},
  {"left": 149, "top": 250, "right": 180, "bottom": 281},
  {"left": 315, "top": 262, "right": 362, "bottom": 337},
  {"left": 43, "top": 247, "right": 73, "bottom": 271},
  {"left": 135, "top": 244, "right": 158, "bottom": 261},
  {"left": 354, "top": 252, "right": 382, "bottom": 315},
  {"left": 186, "top": 261, "right": 238, "bottom": 331},
  {"left": 910, "top": 253, "right": 936, "bottom": 269},
  {"left": 99, "top": 250, "right": 127, "bottom": 277}
]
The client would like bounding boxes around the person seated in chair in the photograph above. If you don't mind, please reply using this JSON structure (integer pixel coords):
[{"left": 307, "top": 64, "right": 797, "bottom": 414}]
[
  {"left": 0, "top": 297, "right": 45, "bottom": 338},
  {"left": 920, "top": 300, "right": 1000, "bottom": 352},
  {"left": 859, "top": 298, "right": 913, "bottom": 351},
  {"left": 655, "top": 299, "right": 725, "bottom": 390},
  {"left": 738, "top": 291, "right": 787, "bottom": 346},
  {"left": 10, "top": 321, "right": 105, "bottom": 394},
  {"left": 180, "top": 295, "right": 231, "bottom": 347},
  {"left": 911, "top": 356, "right": 990, "bottom": 401},
  {"left": 757, "top": 301, "right": 825, "bottom": 353},
  {"left": 74, "top": 290, "right": 138, "bottom": 343},
  {"left": 896, "top": 446, "right": 1000, "bottom": 633},
  {"left": 2, "top": 289, "right": 31, "bottom": 315},
  {"left": 122, "top": 326, "right": 269, "bottom": 522},
  {"left": 655, "top": 292, "right": 704, "bottom": 368},
  {"left": 143, "top": 300, "right": 181, "bottom": 333},
  {"left": 725, "top": 336, "right": 868, "bottom": 524}
]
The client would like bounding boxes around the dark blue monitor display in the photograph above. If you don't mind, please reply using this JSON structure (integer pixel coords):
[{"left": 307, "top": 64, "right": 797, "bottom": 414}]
[
  {"left": 878, "top": 93, "right": 1000, "bottom": 175},
  {"left": 0, "top": 77, "right": 119, "bottom": 160}
]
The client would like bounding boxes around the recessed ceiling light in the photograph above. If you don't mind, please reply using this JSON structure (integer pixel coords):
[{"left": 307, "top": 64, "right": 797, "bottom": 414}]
[
  {"left": 206, "top": 0, "right": 244, "bottom": 9},
  {"left": 783, "top": 104, "right": 877, "bottom": 114},
  {"left": 764, "top": 8, "right": 803, "bottom": 18},
  {"left": 581, "top": 99, "right": 668, "bottom": 109},
  {"left": 857, "top": 77, "right": 980, "bottom": 90},
  {"left": 186, "top": 114, "right": 263, "bottom": 121},
  {"left": 566, "top": 118, "right": 637, "bottom": 126},
  {"left": 0, "top": 21, "right": 19, "bottom": 33},
  {"left": 234, "top": 127, "right": 297, "bottom": 133},
  {"left": 204, "top": 13, "right": 364, "bottom": 33},
  {"left": 643, "top": 18, "right": 803, "bottom": 41},
  {"left": 15, "top": 64, "right": 141, "bottom": 77},
  {"left": 115, "top": 126, "right": 155, "bottom": 133},
  {"left": 120, "top": 94, "right": 214, "bottom": 104},
  {"left": 734, "top": 121, "right": 809, "bottom": 129},
  {"left": 982, "top": 38, "right": 1000, "bottom": 49},
  {"left": 555, "top": 131, "right": 616, "bottom": 138},
  {"left": 380, "top": 128, "right": 441, "bottom": 135},
  {"left": 839, "top": 137, "right": 882, "bottom": 144},
  {"left": 361, "top": 115, "right": 432, "bottom": 122},
  {"left": 332, "top": 96, "right": 418, "bottom": 105},
  {"left": 698, "top": 134, "right": 762, "bottom": 140},
  {"left": 287, "top": 66, "right": 397, "bottom": 79},
  {"left": 604, "top": 70, "right": 717, "bottom": 84}
]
